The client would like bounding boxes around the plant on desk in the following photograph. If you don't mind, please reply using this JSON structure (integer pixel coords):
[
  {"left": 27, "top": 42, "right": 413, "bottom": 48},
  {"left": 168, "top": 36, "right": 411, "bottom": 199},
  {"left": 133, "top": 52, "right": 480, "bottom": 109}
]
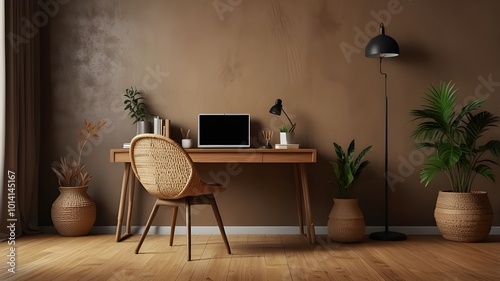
[
  {"left": 51, "top": 119, "right": 106, "bottom": 236},
  {"left": 180, "top": 128, "right": 192, "bottom": 148},
  {"left": 279, "top": 126, "right": 293, "bottom": 145},
  {"left": 327, "top": 139, "right": 372, "bottom": 242},
  {"left": 124, "top": 86, "right": 151, "bottom": 135}
]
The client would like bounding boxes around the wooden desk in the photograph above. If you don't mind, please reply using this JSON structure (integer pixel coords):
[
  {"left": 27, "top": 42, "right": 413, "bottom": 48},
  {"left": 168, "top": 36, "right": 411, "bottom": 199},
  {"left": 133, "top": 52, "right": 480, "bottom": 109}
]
[{"left": 110, "top": 148, "right": 317, "bottom": 244}]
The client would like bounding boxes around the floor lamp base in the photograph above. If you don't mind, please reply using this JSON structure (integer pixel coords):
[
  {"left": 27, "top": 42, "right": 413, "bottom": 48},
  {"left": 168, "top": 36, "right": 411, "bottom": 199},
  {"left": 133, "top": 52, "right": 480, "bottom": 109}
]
[{"left": 369, "top": 230, "right": 407, "bottom": 241}]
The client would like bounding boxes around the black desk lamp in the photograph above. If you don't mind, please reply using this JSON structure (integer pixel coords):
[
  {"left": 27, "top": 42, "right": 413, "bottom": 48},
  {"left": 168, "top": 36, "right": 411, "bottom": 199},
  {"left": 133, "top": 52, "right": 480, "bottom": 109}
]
[
  {"left": 269, "top": 99, "right": 296, "bottom": 133},
  {"left": 365, "top": 23, "right": 406, "bottom": 241}
]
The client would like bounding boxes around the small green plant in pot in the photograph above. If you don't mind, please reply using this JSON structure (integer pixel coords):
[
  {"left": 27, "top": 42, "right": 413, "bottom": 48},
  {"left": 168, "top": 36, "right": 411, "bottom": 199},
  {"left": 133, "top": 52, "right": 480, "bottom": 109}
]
[
  {"left": 330, "top": 140, "right": 372, "bottom": 199},
  {"left": 278, "top": 126, "right": 293, "bottom": 144},
  {"left": 410, "top": 81, "right": 500, "bottom": 242},
  {"left": 327, "top": 139, "right": 372, "bottom": 242},
  {"left": 124, "top": 86, "right": 150, "bottom": 134},
  {"left": 124, "top": 86, "right": 148, "bottom": 123},
  {"left": 278, "top": 126, "right": 289, "bottom": 133}
]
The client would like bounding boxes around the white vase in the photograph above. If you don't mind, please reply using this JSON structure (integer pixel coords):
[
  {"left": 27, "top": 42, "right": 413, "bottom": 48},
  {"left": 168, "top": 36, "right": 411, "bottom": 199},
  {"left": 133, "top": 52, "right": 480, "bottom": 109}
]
[
  {"left": 136, "top": 121, "right": 151, "bottom": 135},
  {"left": 280, "top": 132, "right": 293, "bottom": 144}
]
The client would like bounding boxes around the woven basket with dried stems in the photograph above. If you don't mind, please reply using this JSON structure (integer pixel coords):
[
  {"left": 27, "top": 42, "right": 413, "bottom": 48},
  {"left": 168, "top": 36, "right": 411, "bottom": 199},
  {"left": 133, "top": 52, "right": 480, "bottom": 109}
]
[{"left": 51, "top": 119, "right": 106, "bottom": 236}]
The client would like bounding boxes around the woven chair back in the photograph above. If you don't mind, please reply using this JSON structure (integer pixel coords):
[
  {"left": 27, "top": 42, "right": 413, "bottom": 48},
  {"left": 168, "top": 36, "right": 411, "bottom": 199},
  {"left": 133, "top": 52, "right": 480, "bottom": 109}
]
[{"left": 130, "top": 134, "right": 208, "bottom": 199}]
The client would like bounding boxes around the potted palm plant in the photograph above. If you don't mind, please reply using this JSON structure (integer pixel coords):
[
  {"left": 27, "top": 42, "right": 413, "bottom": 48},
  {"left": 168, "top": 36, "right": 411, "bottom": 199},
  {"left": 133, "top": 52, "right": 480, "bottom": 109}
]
[
  {"left": 51, "top": 119, "right": 106, "bottom": 236},
  {"left": 410, "top": 81, "right": 500, "bottom": 242},
  {"left": 328, "top": 139, "right": 372, "bottom": 242},
  {"left": 124, "top": 86, "right": 151, "bottom": 135}
]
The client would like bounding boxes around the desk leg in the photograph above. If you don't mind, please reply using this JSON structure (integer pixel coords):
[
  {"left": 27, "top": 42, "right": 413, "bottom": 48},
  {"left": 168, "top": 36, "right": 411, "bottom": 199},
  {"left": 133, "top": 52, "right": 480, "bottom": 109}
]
[
  {"left": 298, "top": 163, "right": 316, "bottom": 244},
  {"left": 116, "top": 163, "right": 134, "bottom": 242},
  {"left": 294, "top": 164, "right": 304, "bottom": 236},
  {"left": 125, "top": 171, "right": 135, "bottom": 236}
]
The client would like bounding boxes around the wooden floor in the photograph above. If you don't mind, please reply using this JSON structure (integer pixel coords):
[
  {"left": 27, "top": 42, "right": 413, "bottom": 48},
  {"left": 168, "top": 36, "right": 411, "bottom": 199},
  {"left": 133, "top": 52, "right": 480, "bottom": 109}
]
[{"left": 2, "top": 233, "right": 500, "bottom": 280}]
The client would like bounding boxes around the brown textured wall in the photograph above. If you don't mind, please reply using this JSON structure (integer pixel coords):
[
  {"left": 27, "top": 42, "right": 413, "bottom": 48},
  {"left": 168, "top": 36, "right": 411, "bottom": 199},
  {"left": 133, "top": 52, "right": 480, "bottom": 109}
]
[{"left": 39, "top": 0, "right": 500, "bottom": 228}]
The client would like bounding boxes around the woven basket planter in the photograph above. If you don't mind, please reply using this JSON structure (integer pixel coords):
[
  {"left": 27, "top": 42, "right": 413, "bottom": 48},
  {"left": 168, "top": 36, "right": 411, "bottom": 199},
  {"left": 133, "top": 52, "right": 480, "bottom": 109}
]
[
  {"left": 51, "top": 186, "right": 96, "bottom": 236},
  {"left": 327, "top": 198, "right": 365, "bottom": 242},
  {"left": 434, "top": 190, "right": 493, "bottom": 242}
]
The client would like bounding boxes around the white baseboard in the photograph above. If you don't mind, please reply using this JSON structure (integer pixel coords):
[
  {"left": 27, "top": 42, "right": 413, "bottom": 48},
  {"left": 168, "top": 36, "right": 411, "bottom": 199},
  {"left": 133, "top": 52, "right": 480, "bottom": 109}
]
[{"left": 41, "top": 226, "right": 500, "bottom": 236}]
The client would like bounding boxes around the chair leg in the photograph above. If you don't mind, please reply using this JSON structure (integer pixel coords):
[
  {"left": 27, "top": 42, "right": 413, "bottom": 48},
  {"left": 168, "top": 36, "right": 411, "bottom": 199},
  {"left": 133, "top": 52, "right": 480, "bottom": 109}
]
[
  {"left": 208, "top": 195, "right": 231, "bottom": 255},
  {"left": 136, "top": 201, "right": 160, "bottom": 254},
  {"left": 169, "top": 206, "right": 178, "bottom": 246},
  {"left": 185, "top": 198, "right": 192, "bottom": 261}
]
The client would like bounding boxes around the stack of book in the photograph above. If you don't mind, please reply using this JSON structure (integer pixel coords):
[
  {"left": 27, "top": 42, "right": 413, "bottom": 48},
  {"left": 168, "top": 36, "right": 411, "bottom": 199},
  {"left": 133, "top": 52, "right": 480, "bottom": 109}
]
[
  {"left": 275, "top": 144, "right": 300, "bottom": 149},
  {"left": 153, "top": 116, "right": 170, "bottom": 137}
]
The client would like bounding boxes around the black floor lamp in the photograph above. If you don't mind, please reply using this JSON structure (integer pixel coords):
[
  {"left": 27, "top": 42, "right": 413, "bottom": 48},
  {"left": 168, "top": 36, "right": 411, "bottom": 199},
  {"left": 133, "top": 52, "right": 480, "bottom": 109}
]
[{"left": 365, "top": 23, "right": 407, "bottom": 241}]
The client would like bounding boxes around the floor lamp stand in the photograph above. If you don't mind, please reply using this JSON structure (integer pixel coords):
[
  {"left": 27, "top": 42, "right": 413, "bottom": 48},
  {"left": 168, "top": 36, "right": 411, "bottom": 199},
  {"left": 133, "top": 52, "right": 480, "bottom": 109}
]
[{"left": 369, "top": 58, "right": 407, "bottom": 241}]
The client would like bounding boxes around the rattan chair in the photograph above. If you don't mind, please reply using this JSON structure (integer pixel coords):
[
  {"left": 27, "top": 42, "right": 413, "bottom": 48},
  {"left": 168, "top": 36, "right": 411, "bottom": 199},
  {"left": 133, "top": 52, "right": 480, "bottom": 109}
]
[{"left": 129, "top": 134, "right": 231, "bottom": 260}]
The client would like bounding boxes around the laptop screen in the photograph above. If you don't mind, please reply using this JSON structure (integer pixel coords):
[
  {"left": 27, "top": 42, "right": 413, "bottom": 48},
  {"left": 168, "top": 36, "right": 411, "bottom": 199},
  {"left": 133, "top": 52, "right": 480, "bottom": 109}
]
[{"left": 198, "top": 114, "right": 251, "bottom": 148}]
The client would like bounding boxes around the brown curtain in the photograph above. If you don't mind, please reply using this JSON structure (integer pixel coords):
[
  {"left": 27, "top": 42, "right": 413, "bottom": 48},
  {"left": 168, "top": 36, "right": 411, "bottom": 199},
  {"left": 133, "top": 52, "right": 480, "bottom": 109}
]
[{"left": 0, "top": 0, "right": 40, "bottom": 239}]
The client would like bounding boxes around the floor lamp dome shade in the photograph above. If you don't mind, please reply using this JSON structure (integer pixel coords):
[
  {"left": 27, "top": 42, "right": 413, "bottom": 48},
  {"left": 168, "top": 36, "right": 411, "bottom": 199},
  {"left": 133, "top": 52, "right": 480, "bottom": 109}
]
[
  {"left": 269, "top": 99, "right": 296, "bottom": 133},
  {"left": 365, "top": 23, "right": 406, "bottom": 241},
  {"left": 365, "top": 23, "right": 399, "bottom": 58}
]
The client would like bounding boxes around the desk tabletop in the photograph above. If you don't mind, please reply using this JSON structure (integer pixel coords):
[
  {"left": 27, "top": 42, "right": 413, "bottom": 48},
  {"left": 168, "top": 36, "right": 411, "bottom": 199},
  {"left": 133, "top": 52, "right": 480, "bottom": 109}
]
[{"left": 110, "top": 148, "right": 317, "bottom": 163}]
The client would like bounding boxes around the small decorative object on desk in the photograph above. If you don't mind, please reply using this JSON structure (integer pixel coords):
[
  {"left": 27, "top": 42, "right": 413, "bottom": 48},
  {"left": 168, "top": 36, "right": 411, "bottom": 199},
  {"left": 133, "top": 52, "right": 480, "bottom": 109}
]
[
  {"left": 181, "top": 128, "right": 192, "bottom": 148},
  {"left": 262, "top": 130, "right": 273, "bottom": 148}
]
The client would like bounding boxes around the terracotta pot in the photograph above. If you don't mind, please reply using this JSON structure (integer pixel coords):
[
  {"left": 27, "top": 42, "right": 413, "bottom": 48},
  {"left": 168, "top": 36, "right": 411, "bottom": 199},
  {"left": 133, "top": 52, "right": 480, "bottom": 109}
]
[
  {"left": 434, "top": 190, "right": 493, "bottom": 242},
  {"left": 51, "top": 186, "right": 96, "bottom": 236},
  {"left": 327, "top": 198, "right": 365, "bottom": 242}
]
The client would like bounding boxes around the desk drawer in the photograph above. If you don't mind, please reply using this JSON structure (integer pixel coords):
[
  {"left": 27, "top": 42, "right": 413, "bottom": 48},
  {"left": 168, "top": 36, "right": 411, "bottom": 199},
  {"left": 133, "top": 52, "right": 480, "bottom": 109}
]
[
  {"left": 110, "top": 149, "right": 130, "bottom": 163},
  {"left": 263, "top": 152, "right": 316, "bottom": 163},
  {"left": 188, "top": 152, "right": 263, "bottom": 163}
]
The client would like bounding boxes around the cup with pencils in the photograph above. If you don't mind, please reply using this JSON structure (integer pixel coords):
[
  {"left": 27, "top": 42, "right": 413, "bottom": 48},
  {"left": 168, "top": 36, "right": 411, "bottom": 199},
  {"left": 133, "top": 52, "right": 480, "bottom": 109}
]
[{"left": 181, "top": 128, "right": 192, "bottom": 149}]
